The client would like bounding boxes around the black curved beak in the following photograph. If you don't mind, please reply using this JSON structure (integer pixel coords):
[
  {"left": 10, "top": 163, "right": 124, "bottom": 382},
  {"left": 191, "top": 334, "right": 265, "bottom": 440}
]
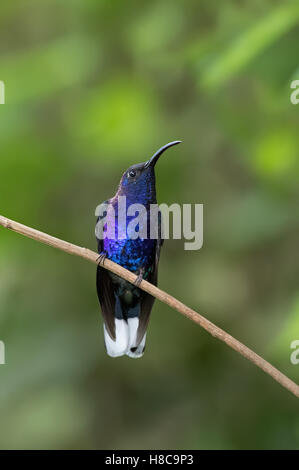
[{"left": 144, "top": 140, "right": 182, "bottom": 169}]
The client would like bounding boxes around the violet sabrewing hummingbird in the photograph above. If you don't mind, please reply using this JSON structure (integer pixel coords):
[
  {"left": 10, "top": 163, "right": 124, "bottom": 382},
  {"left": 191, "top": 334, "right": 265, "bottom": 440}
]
[{"left": 95, "top": 141, "right": 181, "bottom": 358}]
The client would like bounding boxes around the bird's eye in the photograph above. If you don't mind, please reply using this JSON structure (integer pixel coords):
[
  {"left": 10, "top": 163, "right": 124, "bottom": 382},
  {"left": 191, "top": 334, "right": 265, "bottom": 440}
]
[{"left": 128, "top": 170, "right": 136, "bottom": 178}]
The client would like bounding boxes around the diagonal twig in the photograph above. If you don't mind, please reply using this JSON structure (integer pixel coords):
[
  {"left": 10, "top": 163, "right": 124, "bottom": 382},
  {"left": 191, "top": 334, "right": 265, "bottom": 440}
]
[{"left": 0, "top": 214, "right": 298, "bottom": 398}]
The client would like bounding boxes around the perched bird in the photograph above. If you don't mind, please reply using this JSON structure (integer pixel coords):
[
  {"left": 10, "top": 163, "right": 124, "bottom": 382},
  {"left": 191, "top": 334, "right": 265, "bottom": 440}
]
[{"left": 96, "top": 141, "right": 181, "bottom": 358}]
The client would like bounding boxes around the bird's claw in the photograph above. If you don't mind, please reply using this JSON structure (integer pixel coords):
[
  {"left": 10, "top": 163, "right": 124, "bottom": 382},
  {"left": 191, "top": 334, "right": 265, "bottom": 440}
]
[
  {"left": 134, "top": 271, "right": 144, "bottom": 287},
  {"left": 97, "top": 251, "right": 107, "bottom": 266}
]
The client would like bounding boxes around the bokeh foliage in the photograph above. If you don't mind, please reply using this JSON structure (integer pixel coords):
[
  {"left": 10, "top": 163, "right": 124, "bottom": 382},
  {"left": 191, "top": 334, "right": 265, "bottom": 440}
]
[{"left": 0, "top": 0, "right": 298, "bottom": 449}]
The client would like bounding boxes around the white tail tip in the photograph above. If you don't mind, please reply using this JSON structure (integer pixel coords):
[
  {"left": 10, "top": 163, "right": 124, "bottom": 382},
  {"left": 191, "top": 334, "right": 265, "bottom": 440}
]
[{"left": 103, "top": 317, "right": 147, "bottom": 358}]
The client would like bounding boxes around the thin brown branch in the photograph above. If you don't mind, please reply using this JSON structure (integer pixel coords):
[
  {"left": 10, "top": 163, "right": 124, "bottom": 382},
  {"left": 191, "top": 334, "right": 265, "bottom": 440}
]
[{"left": 0, "top": 214, "right": 298, "bottom": 398}]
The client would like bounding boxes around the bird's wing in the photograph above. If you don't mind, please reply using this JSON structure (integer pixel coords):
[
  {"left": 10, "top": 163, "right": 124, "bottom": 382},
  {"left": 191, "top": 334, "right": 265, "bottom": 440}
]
[
  {"left": 136, "top": 210, "right": 164, "bottom": 345},
  {"left": 96, "top": 266, "right": 116, "bottom": 340},
  {"left": 96, "top": 199, "right": 116, "bottom": 340}
]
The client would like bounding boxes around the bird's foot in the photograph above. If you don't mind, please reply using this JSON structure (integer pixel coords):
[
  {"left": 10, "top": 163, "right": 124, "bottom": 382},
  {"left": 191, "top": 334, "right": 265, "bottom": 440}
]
[
  {"left": 134, "top": 269, "right": 145, "bottom": 287},
  {"left": 97, "top": 251, "right": 108, "bottom": 266}
]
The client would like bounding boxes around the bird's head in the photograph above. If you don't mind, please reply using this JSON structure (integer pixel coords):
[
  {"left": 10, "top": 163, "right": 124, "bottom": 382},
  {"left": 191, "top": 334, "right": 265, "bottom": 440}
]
[{"left": 116, "top": 141, "right": 181, "bottom": 203}]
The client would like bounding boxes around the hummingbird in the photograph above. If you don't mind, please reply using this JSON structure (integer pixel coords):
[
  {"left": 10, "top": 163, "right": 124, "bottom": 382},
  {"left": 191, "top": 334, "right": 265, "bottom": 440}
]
[{"left": 96, "top": 141, "right": 181, "bottom": 358}]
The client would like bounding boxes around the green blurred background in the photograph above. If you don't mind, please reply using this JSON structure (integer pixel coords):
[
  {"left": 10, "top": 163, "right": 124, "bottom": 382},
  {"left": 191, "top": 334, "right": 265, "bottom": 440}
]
[{"left": 0, "top": 0, "right": 298, "bottom": 450}]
